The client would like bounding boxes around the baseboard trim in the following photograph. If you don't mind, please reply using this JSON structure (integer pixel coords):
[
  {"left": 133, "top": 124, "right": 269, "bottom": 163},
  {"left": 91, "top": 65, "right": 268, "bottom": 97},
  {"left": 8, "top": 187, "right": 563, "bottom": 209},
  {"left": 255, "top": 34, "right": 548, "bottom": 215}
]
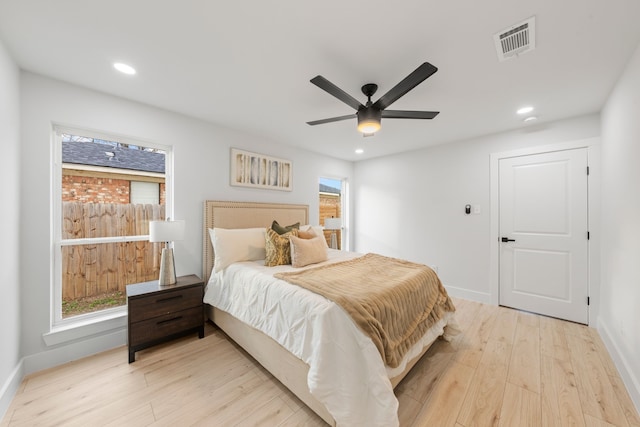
[
  {"left": 23, "top": 327, "right": 126, "bottom": 376},
  {"left": 443, "top": 285, "right": 492, "bottom": 305},
  {"left": 597, "top": 316, "right": 640, "bottom": 415},
  {"left": 0, "top": 359, "right": 24, "bottom": 422},
  {"left": 1, "top": 327, "right": 127, "bottom": 422}
]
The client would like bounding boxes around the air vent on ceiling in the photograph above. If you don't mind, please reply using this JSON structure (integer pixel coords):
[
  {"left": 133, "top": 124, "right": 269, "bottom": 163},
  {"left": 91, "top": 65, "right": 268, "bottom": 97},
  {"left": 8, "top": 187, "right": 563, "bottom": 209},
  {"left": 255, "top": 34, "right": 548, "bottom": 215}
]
[{"left": 494, "top": 16, "right": 536, "bottom": 61}]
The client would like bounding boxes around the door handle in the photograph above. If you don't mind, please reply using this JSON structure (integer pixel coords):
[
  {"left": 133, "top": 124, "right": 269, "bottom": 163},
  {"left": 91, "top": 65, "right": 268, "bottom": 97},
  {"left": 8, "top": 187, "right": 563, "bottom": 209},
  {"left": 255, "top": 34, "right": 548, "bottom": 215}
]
[{"left": 501, "top": 237, "right": 516, "bottom": 242}]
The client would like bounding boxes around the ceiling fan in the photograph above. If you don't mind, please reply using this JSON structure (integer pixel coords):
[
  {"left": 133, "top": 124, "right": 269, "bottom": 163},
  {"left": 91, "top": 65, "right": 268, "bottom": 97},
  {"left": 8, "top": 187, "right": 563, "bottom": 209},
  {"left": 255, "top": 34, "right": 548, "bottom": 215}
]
[{"left": 307, "top": 62, "right": 440, "bottom": 136}]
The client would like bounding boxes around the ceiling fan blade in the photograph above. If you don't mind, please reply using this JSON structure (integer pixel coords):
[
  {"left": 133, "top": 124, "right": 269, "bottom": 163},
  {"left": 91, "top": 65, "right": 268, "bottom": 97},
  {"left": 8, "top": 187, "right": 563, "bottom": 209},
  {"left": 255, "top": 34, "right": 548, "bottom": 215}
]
[
  {"left": 382, "top": 110, "right": 440, "bottom": 119},
  {"left": 306, "top": 114, "right": 355, "bottom": 126},
  {"left": 373, "top": 62, "right": 438, "bottom": 110},
  {"left": 310, "top": 76, "right": 364, "bottom": 111}
]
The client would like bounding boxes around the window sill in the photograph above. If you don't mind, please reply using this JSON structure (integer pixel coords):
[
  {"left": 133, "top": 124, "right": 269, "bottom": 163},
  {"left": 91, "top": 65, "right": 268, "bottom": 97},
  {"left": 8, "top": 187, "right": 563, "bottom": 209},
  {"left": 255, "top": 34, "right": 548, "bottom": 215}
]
[{"left": 43, "top": 309, "right": 127, "bottom": 347}]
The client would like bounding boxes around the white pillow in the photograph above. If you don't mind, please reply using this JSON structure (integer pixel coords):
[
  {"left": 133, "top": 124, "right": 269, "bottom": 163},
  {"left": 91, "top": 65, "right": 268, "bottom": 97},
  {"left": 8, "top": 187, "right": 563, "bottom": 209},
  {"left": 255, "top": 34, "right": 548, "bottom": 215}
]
[
  {"left": 209, "top": 227, "right": 266, "bottom": 273},
  {"left": 289, "top": 234, "right": 328, "bottom": 268},
  {"left": 300, "top": 225, "right": 328, "bottom": 248}
]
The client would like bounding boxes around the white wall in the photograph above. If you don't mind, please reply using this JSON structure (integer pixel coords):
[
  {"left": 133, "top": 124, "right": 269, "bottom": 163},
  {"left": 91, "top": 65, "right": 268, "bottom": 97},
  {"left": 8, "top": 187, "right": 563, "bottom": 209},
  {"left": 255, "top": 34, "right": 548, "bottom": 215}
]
[
  {"left": 600, "top": 41, "right": 640, "bottom": 410},
  {"left": 19, "top": 72, "right": 353, "bottom": 371},
  {"left": 354, "top": 114, "right": 600, "bottom": 303},
  {"left": 0, "top": 39, "right": 21, "bottom": 417}
]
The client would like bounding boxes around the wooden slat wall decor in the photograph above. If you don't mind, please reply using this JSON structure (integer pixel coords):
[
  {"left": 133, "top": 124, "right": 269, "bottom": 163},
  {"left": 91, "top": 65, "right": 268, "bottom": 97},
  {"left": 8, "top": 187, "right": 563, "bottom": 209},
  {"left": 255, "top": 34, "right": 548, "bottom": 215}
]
[{"left": 61, "top": 202, "right": 165, "bottom": 301}]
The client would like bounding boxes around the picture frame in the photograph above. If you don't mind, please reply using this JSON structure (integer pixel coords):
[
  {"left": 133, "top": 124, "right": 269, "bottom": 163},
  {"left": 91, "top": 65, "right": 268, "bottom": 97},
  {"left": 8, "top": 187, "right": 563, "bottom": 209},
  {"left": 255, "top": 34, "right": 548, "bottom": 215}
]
[{"left": 230, "top": 148, "right": 292, "bottom": 191}]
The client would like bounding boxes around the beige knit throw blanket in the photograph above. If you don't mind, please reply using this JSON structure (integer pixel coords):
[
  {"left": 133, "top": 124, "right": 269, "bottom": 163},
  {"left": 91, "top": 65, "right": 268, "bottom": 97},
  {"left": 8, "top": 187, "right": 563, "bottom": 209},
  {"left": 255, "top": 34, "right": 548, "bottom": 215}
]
[{"left": 274, "top": 253, "right": 456, "bottom": 368}]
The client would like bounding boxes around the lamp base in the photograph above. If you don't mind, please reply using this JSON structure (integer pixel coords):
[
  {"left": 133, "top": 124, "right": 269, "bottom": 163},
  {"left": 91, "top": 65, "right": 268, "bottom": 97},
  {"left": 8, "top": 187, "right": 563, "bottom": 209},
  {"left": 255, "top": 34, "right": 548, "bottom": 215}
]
[
  {"left": 158, "top": 247, "right": 177, "bottom": 286},
  {"left": 329, "top": 231, "right": 338, "bottom": 250}
]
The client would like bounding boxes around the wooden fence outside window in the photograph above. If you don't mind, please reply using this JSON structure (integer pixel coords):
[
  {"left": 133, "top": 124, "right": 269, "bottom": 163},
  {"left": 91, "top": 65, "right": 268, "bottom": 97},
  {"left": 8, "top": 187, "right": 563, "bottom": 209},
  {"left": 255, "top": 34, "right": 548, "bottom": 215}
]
[{"left": 61, "top": 202, "right": 165, "bottom": 301}]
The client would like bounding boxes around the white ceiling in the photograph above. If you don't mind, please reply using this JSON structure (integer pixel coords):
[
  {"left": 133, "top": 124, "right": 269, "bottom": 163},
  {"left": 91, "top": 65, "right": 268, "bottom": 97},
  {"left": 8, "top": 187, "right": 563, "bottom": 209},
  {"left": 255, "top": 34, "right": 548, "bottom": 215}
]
[{"left": 1, "top": 0, "right": 639, "bottom": 161}]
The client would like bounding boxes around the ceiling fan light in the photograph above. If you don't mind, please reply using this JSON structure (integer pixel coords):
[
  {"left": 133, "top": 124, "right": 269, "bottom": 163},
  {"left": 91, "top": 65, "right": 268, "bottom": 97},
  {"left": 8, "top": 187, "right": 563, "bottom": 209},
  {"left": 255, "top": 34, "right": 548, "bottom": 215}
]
[
  {"left": 357, "top": 109, "right": 382, "bottom": 134},
  {"left": 357, "top": 120, "right": 381, "bottom": 134}
]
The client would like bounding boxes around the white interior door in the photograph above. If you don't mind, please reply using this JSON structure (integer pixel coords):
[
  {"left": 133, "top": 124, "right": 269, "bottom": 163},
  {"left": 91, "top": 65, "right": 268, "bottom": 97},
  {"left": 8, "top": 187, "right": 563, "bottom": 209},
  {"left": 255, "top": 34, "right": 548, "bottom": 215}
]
[{"left": 499, "top": 148, "right": 588, "bottom": 324}]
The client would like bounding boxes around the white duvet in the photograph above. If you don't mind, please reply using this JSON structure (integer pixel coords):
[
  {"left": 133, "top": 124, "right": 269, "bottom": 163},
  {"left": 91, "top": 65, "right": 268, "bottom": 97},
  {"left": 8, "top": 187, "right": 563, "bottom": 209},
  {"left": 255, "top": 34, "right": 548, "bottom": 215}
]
[{"left": 203, "top": 249, "right": 456, "bottom": 427}]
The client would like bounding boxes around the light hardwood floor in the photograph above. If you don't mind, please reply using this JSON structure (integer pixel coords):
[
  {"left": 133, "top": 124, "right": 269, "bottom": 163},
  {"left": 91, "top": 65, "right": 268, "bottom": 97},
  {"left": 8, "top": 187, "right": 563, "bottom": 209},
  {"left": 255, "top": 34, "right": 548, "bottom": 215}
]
[{"left": 2, "top": 298, "right": 639, "bottom": 426}]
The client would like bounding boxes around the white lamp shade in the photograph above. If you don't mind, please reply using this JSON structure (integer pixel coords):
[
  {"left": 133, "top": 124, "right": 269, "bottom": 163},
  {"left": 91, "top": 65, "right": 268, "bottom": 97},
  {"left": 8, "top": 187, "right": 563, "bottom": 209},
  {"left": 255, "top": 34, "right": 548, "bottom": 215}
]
[
  {"left": 149, "top": 220, "right": 185, "bottom": 242},
  {"left": 324, "top": 218, "right": 342, "bottom": 230}
]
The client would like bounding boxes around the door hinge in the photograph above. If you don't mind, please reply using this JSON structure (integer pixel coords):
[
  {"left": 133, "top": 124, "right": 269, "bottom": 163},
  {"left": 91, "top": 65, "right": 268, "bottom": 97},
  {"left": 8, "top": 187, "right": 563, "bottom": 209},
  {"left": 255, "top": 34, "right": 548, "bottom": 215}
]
[
  {"left": 587, "top": 296, "right": 590, "bottom": 306},
  {"left": 587, "top": 166, "right": 590, "bottom": 175},
  {"left": 587, "top": 231, "right": 590, "bottom": 240}
]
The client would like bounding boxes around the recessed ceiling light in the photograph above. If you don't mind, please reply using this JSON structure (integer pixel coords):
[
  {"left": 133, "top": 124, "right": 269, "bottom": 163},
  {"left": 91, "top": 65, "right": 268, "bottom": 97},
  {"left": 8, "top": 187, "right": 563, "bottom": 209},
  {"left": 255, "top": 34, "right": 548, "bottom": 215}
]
[
  {"left": 517, "top": 106, "right": 534, "bottom": 115},
  {"left": 355, "top": 148, "right": 364, "bottom": 154},
  {"left": 524, "top": 116, "right": 538, "bottom": 122},
  {"left": 113, "top": 62, "right": 136, "bottom": 75}
]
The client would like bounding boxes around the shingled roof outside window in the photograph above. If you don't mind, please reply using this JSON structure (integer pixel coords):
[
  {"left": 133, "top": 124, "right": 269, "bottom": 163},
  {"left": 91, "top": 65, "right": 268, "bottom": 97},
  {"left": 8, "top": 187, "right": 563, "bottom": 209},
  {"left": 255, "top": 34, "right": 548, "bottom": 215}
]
[{"left": 62, "top": 140, "right": 165, "bottom": 174}]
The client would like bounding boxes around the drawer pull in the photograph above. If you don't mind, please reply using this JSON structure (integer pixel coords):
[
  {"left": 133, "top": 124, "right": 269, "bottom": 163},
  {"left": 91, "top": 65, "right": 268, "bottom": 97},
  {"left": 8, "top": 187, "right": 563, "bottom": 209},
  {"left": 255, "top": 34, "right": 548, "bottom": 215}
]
[
  {"left": 157, "top": 316, "right": 183, "bottom": 325},
  {"left": 156, "top": 295, "right": 183, "bottom": 303}
]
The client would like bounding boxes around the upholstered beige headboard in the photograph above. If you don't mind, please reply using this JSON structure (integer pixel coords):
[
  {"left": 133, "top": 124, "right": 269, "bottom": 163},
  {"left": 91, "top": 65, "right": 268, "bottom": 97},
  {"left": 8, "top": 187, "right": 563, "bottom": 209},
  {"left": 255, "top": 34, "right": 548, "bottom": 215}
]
[{"left": 202, "top": 201, "right": 309, "bottom": 283}]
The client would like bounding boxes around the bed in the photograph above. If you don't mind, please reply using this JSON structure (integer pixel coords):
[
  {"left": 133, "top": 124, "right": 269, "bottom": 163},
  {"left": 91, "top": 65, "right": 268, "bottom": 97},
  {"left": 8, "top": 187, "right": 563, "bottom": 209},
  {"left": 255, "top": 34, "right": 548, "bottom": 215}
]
[{"left": 201, "top": 200, "right": 458, "bottom": 426}]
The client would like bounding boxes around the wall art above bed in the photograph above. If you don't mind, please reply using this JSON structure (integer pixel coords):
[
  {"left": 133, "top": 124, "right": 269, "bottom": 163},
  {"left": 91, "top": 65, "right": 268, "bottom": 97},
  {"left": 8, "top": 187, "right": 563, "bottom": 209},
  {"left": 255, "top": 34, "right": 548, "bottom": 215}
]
[{"left": 230, "top": 148, "right": 292, "bottom": 191}]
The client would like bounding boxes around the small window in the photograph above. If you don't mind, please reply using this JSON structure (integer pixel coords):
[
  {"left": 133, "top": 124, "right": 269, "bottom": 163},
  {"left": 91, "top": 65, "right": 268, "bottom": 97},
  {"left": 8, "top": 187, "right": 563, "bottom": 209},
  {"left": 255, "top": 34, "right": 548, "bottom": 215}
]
[
  {"left": 319, "top": 177, "right": 348, "bottom": 250},
  {"left": 131, "top": 181, "right": 160, "bottom": 205}
]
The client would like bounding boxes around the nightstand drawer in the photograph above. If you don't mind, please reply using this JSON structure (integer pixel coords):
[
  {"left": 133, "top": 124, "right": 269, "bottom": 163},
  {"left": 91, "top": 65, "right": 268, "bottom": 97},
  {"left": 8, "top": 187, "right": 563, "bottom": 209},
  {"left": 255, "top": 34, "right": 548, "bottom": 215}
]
[
  {"left": 129, "top": 306, "right": 203, "bottom": 346},
  {"left": 128, "top": 286, "right": 202, "bottom": 323}
]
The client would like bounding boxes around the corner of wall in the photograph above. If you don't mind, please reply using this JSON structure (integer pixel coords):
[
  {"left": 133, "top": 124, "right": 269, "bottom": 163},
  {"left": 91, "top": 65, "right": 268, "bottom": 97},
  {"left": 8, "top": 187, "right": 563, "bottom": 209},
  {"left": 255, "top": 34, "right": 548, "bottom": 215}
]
[
  {"left": 597, "top": 316, "right": 640, "bottom": 415},
  {"left": 0, "top": 359, "right": 24, "bottom": 422}
]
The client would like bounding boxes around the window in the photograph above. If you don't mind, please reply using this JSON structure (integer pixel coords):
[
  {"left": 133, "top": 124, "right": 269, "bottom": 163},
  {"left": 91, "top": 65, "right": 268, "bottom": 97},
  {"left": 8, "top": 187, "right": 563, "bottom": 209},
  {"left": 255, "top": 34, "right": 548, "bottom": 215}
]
[
  {"left": 130, "top": 181, "right": 161, "bottom": 204},
  {"left": 53, "top": 127, "right": 172, "bottom": 326},
  {"left": 319, "top": 177, "right": 348, "bottom": 250}
]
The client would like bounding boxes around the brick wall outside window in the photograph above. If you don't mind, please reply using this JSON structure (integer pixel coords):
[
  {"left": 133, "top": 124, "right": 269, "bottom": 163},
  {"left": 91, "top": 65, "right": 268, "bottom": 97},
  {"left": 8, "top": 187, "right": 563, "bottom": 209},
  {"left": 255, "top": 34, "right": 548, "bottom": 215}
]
[
  {"left": 62, "top": 175, "right": 130, "bottom": 203},
  {"left": 159, "top": 183, "right": 166, "bottom": 205},
  {"left": 62, "top": 175, "right": 166, "bottom": 205}
]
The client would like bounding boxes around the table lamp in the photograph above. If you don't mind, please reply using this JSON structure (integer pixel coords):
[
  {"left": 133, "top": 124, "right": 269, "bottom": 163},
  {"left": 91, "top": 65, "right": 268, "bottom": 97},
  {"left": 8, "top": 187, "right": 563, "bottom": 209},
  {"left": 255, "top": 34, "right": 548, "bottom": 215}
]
[
  {"left": 324, "top": 217, "right": 342, "bottom": 250},
  {"left": 149, "top": 219, "right": 185, "bottom": 286}
]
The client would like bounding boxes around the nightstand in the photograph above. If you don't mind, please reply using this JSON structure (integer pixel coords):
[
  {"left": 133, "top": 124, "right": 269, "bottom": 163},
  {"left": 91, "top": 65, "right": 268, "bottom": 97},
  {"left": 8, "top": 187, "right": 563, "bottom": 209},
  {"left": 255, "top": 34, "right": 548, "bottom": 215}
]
[{"left": 126, "top": 274, "right": 204, "bottom": 363}]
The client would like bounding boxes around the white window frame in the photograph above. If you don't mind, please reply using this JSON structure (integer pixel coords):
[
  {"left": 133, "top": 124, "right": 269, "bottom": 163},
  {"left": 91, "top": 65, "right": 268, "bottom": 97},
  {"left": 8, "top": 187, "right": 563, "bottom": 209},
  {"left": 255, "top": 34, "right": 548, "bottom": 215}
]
[
  {"left": 51, "top": 124, "right": 174, "bottom": 332},
  {"left": 341, "top": 178, "right": 350, "bottom": 251}
]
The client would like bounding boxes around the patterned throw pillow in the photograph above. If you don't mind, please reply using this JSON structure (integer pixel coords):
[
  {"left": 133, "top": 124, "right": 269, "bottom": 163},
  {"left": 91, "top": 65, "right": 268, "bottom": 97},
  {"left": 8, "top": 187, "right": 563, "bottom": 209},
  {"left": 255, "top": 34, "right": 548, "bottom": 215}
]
[{"left": 265, "top": 227, "right": 298, "bottom": 266}]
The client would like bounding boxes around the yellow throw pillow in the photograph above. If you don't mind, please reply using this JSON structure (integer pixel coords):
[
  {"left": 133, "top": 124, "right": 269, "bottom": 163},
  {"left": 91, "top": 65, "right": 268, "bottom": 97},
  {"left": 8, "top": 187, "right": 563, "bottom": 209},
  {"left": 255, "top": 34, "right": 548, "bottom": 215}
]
[{"left": 265, "top": 227, "right": 298, "bottom": 266}]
